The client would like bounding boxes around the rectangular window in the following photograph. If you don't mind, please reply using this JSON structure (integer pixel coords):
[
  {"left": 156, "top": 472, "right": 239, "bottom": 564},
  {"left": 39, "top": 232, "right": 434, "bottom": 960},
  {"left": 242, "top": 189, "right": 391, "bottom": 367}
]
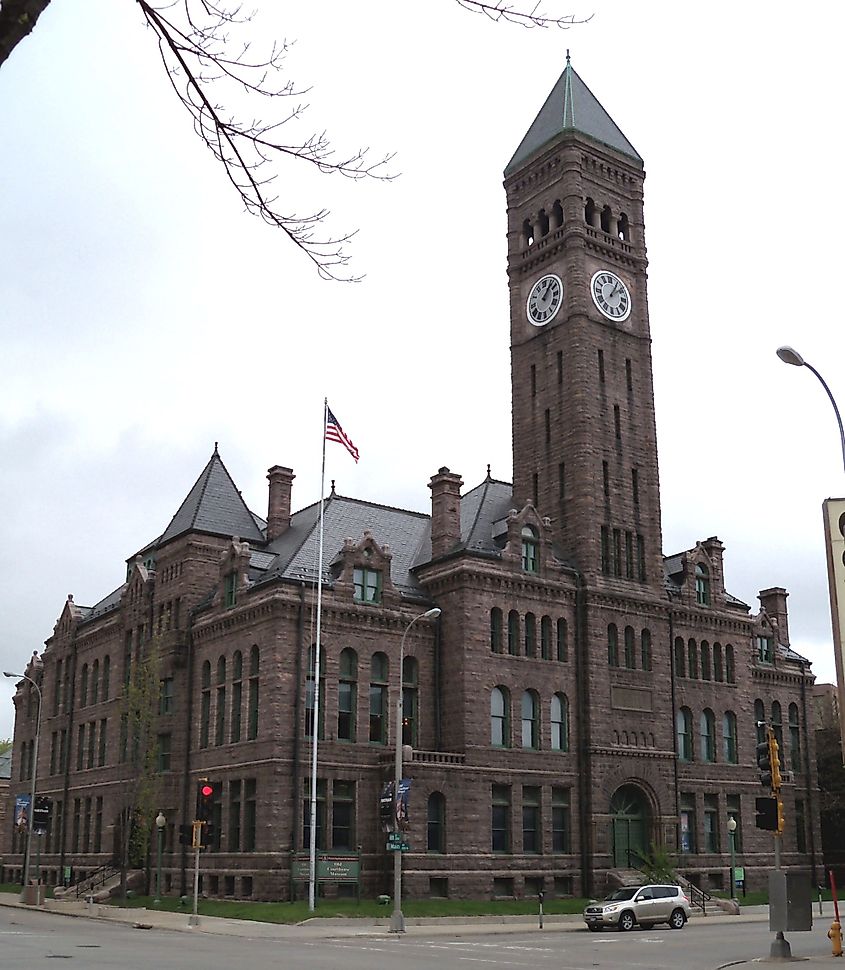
[
  {"left": 600, "top": 526, "right": 610, "bottom": 575},
  {"left": 632, "top": 468, "right": 640, "bottom": 509},
  {"left": 522, "top": 786, "right": 541, "bottom": 854},
  {"left": 530, "top": 364, "right": 536, "bottom": 398},
  {"left": 757, "top": 636, "right": 774, "bottom": 664},
  {"left": 557, "top": 350, "right": 563, "bottom": 385},
  {"left": 332, "top": 780, "right": 355, "bottom": 850},
  {"left": 94, "top": 797, "right": 103, "bottom": 854},
  {"left": 98, "top": 719, "right": 107, "bottom": 767},
  {"left": 637, "top": 534, "right": 646, "bottom": 581},
  {"left": 544, "top": 408, "right": 551, "bottom": 445},
  {"left": 552, "top": 787, "right": 571, "bottom": 852},
  {"left": 82, "top": 797, "right": 92, "bottom": 853},
  {"left": 229, "top": 780, "right": 242, "bottom": 852},
  {"left": 87, "top": 720, "right": 95, "bottom": 769},
  {"left": 679, "top": 794, "right": 696, "bottom": 854},
  {"left": 157, "top": 733, "right": 171, "bottom": 772},
  {"left": 614, "top": 405, "right": 621, "bottom": 441},
  {"left": 602, "top": 461, "right": 609, "bottom": 500},
  {"left": 703, "top": 795, "right": 719, "bottom": 853},
  {"left": 59, "top": 729, "right": 67, "bottom": 773},
  {"left": 72, "top": 798, "right": 81, "bottom": 853},
  {"left": 492, "top": 784, "right": 511, "bottom": 853},
  {"left": 159, "top": 677, "right": 174, "bottom": 715},
  {"left": 598, "top": 349, "right": 605, "bottom": 383},
  {"left": 353, "top": 567, "right": 382, "bottom": 604},
  {"left": 50, "top": 732, "right": 57, "bottom": 776},
  {"left": 532, "top": 472, "right": 539, "bottom": 508},
  {"left": 77, "top": 724, "right": 85, "bottom": 771},
  {"left": 625, "top": 531, "right": 634, "bottom": 579},
  {"left": 224, "top": 571, "right": 237, "bottom": 608},
  {"left": 625, "top": 358, "right": 633, "bottom": 395},
  {"left": 612, "top": 528, "right": 622, "bottom": 577},
  {"left": 244, "top": 779, "right": 257, "bottom": 851}
]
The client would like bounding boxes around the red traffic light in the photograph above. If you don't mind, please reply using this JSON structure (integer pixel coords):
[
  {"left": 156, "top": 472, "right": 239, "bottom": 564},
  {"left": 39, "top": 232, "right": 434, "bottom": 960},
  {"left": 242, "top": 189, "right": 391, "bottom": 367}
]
[{"left": 200, "top": 784, "right": 213, "bottom": 798}]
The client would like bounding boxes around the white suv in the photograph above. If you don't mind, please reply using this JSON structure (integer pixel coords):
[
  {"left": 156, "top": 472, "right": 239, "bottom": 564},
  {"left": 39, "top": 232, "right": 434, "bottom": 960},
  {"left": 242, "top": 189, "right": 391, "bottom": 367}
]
[{"left": 583, "top": 884, "right": 691, "bottom": 931}]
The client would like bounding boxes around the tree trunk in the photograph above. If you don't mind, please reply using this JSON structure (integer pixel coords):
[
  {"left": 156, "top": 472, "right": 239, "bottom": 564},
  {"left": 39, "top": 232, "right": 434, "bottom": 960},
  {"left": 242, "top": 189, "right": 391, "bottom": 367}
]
[{"left": 0, "top": 0, "right": 52, "bottom": 68}]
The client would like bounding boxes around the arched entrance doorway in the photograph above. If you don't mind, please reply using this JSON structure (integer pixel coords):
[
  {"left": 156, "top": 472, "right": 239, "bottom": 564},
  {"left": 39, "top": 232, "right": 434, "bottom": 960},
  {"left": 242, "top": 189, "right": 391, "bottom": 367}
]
[{"left": 609, "top": 784, "right": 651, "bottom": 868}]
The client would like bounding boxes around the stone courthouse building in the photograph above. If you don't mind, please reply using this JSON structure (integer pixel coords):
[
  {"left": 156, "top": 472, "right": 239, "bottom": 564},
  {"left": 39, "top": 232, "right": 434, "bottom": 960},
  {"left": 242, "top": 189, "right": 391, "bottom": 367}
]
[{"left": 5, "top": 60, "right": 821, "bottom": 901}]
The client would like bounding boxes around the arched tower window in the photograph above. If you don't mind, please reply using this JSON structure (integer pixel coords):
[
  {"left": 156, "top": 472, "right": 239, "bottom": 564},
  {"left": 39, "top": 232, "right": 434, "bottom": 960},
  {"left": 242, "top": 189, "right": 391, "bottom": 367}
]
[
  {"left": 551, "top": 199, "right": 564, "bottom": 230},
  {"left": 676, "top": 707, "right": 693, "bottom": 761},
  {"left": 521, "top": 690, "right": 540, "bottom": 749},
  {"left": 723, "top": 711, "right": 738, "bottom": 763},
  {"left": 788, "top": 703, "right": 801, "bottom": 770},
  {"left": 538, "top": 208, "right": 549, "bottom": 237},
  {"left": 522, "top": 218, "right": 534, "bottom": 248},
  {"left": 641, "top": 629, "right": 652, "bottom": 671},
  {"left": 674, "top": 637, "right": 686, "bottom": 677},
  {"left": 608, "top": 624, "right": 619, "bottom": 667},
  {"left": 247, "top": 645, "right": 259, "bottom": 740},
  {"left": 231, "top": 650, "right": 243, "bottom": 743},
  {"left": 338, "top": 647, "right": 357, "bottom": 742},
  {"left": 600, "top": 204, "right": 612, "bottom": 233},
  {"left": 200, "top": 660, "right": 211, "bottom": 749},
  {"left": 524, "top": 612, "right": 537, "bottom": 657},
  {"left": 618, "top": 212, "right": 630, "bottom": 241},
  {"left": 490, "top": 608, "right": 503, "bottom": 653},
  {"left": 540, "top": 615, "right": 552, "bottom": 659},
  {"left": 624, "top": 626, "right": 636, "bottom": 668},
  {"left": 491, "top": 686, "right": 510, "bottom": 747},
  {"left": 508, "top": 610, "right": 520, "bottom": 656},
  {"left": 215, "top": 656, "right": 226, "bottom": 746},
  {"left": 700, "top": 709, "right": 715, "bottom": 762},
  {"left": 369, "top": 652, "right": 388, "bottom": 744},
  {"left": 551, "top": 693, "right": 569, "bottom": 751}
]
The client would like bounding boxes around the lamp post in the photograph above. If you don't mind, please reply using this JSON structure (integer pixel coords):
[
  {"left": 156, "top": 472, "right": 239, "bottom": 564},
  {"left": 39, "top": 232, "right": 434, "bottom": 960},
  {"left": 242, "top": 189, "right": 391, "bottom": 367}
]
[
  {"left": 390, "top": 607, "right": 441, "bottom": 935},
  {"left": 155, "top": 811, "right": 166, "bottom": 905},
  {"left": 4, "top": 670, "right": 43, "bottom": 903},
  {"left": 728, "top": 816, "right": 738, "bottom": 906},
  {"left": 776, "top": 346, "right": 845, "bottom": 473}
]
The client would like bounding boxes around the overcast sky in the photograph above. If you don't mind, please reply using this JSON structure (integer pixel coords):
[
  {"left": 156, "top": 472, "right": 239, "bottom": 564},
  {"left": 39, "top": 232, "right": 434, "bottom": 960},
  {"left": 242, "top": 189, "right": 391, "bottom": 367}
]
[{"left": 2, "top": 1, "right": 843, "bottom": 741}]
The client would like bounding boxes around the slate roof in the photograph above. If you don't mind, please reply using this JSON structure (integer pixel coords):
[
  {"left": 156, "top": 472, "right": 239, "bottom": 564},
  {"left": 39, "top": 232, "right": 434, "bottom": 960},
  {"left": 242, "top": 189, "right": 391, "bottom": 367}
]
[
  {"left": 159, "top": 447, "right": 265, "bottom": 546},
  {"left": 505, "top": 56, "right": 642, "bottom": 175}
]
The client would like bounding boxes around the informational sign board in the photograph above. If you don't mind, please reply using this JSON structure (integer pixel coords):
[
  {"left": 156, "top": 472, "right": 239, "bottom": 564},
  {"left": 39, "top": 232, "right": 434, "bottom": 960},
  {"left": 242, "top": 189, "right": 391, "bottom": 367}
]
[
  {"left": 291, "top": 852, "right": 360, "bottom": 884},
  {"left": 822, "top": 498, "right": 845, "bottom": 759}
]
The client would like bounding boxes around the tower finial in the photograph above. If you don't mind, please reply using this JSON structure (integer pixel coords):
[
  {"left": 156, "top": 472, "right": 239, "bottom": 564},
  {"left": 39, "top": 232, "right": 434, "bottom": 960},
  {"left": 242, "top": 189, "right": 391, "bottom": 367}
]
[
  {"left": 214, "top": 441, "right": 219, "bottom": 454},
  {"left": 566, "top": 49, "right": 571, "bottom": 65}
]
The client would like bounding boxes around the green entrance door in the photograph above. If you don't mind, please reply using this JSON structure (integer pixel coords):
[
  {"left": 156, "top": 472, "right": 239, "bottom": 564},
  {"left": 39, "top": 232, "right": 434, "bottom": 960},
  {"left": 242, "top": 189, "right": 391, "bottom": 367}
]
[{"left": 610, "top": 785, "right": 650, "bottom": 869}]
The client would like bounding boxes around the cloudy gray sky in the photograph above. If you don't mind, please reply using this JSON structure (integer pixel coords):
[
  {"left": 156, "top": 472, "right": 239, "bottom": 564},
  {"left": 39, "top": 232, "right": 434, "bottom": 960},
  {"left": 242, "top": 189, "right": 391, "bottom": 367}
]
[{"left": 2, "top": 1, "right": 843, "bottom": 740}]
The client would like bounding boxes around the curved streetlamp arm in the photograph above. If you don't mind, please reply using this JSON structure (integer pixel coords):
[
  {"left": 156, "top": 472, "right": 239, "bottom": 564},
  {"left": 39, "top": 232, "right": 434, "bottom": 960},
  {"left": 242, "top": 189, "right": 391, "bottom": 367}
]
[{"left": 802, "top": 360, "right": 845, "bottom": 474}]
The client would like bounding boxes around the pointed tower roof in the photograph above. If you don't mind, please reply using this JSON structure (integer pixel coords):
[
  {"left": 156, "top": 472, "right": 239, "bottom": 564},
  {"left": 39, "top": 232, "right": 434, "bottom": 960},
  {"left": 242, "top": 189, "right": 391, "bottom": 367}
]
[
  {"left": 159, "top": 445, "right": 265, "bottom": 546},
  {"left": 505, "top": 54, "right": 642, "bottom": 174}
]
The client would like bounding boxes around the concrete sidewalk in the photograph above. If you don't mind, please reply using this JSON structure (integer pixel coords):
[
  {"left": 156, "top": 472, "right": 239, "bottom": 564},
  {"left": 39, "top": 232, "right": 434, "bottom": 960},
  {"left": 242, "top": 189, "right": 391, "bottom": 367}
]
[{"left": 1, "top": 893, "right": 843, "bottom": 965}]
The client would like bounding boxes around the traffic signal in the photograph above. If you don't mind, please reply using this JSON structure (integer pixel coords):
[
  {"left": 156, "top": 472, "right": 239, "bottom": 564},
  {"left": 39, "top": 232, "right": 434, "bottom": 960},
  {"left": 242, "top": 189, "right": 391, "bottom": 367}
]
[
  {"left": 769, "top": 735, "right": 782, "bottom": 792},
  {"left": 756, "top": 735, "right": 774, "bottom": 789},
  {"left": 755, "top": 796, "right": 778, "bottom": 831},
  {"left": 777, "top": 796, "right": 785, "bottom": 835},
  {"left": 200, "top": 823, "right": 215, "bottom": 848},
  {"left": 195, "top": 779, "right": 218, "bottom": 822}
]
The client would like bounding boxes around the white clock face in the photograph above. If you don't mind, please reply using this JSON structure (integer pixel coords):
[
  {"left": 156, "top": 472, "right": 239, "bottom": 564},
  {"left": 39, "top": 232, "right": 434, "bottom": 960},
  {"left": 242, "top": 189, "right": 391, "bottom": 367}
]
[
  {"left": 526, "top": 274, "right": 563, "bottom": 327},
  {"left": 590, "top": 270, "right": 631, "bottom": 322}
]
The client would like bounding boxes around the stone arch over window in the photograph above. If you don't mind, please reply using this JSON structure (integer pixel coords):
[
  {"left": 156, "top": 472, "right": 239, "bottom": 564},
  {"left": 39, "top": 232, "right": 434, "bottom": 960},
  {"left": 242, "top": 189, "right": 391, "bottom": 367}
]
[
  {"left": 608, "top": 624, "right": 619, "bottom": 667},
  {"left": 200, "top": 660, "right": 211, "bottom": 749},
  {"left": 557, "top": 618, "right": 569, "bottom": 661},
  {"left": 521, "top": 690, "right": 540, "bottom": 749},
  {"left": 676, "top": 706, "right": 693, "bottom": 761},
  {"left": 491, "top": 686, "right": 510, "bottom": 747},
  {"left": 624, "top": 626, "right": 636, "bottom": 669},
  {"left": 402, "top": 655, "right": 418, "bottom": 747},
  {"left": 427, "top": 792, "right": 446, "bottom": 852},
  {"left": 725, "top": 644, "right": 736, "bottom": 683},
  {"left": 490, "top": 608, "right": 503, "bottom": 653},
  {"left": 788, "top": 702, "right": 801, "bottom": 770},
  {"left": 524, "top": 612, "right": 537, "bottom": 657},
  {"left": 674, "top": 637, "right": 686, "bottom": 677},
  {"left": 754, "top": 699, "right": 766, "bottom": 744},
  {"left": 700, "top": 708, "right": 715, "bottom": 762},
  {"left": 700, "top": 641, "right": 711, "bottom": 680},
  {"left": 687, "top": 639, "right": 698, "bottom": 679},
  {"left": 551, "top": 692, "right": 569, "bottom": 751},
  {"left": 508, "top": 610, "right": 520, "bottom": 656},
  {"left": 641, "top": 629, "right": 652, "bottom": 671},
  {"left": 338, "top": 647, "right": 357, "bottom": 742},
  {"left": 723, "top": 710, "right": 738, "bottom": 763},
  {"left": 369, "top": 651, "right": 388, "bottom": 744},
  {"left": 713, "top": 642, "right": 724, "bottom": 682},
  {"left": 695, "top": 562, "right": 711, "bottom": 605}
]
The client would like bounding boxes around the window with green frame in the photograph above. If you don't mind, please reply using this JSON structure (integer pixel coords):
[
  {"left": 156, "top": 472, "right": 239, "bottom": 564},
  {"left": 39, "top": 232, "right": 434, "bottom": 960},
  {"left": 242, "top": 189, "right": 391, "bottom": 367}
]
[
  {"left": 353, "top": 567, "right": 382, "bottom": 604},
  {"left": 224, "top": 571, "right": 237, "bottom": 608},
  {"left": 521, "top": 525, "right": 539, "bottom": 573}
]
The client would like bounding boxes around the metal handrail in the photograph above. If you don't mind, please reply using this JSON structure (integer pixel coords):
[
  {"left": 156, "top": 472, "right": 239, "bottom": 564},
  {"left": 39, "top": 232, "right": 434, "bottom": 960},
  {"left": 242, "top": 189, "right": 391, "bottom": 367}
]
[{"left": 74, "top": 862, "right": 120, "bottom": 899}]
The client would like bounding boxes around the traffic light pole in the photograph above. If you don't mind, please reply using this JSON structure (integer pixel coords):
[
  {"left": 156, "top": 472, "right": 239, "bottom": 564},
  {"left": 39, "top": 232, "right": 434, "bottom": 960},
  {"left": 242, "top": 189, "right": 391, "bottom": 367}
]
[{"left": 190, "top": 844, "right": 200, "bottom": 927}]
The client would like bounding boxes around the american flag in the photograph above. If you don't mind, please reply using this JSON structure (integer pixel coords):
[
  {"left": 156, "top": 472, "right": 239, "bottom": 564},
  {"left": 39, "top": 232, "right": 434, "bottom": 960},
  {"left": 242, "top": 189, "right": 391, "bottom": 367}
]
[{"left": 325, "top": 405, "right": 359, "bottom": 463}]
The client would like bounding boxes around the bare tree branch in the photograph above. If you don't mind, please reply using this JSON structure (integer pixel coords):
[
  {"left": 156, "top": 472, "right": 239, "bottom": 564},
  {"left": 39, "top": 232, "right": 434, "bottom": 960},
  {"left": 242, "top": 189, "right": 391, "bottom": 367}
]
[
  {"left": 0, "top": 0, "right": 52, "bottom": 67},
  {"left": 453, "top": 0, "right": 591, "bottom": 28},
  {"left": 137, "top": 1, "right": 395, "bottom": 281}
]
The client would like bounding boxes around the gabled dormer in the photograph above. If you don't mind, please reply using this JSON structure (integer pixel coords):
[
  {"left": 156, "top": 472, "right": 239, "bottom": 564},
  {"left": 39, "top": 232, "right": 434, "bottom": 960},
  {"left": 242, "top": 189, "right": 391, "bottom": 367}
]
[
  {"left": 495, "top": 503, "right": 554, "bottom": 576},
  {"left": 331, "top": 531, "right": 398, "bottom": 609},
  {"left": 122, "top": 557, "right": 155, "bottom": 619},
  {"left": 213, "top": 537, "right": 252, "bottom": 609}
]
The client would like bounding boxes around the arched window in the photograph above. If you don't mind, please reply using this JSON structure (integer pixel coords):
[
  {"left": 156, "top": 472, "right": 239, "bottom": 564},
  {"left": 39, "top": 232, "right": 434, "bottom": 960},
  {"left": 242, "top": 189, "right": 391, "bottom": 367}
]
[
  {"left": 247, "top": 645, "right": 259, "bottom": 740},
  {"left": 538, "top": 208, "right": 549, "bottom": 237},
  {"left": 688, "top": 639, "right": 699, "bottom": 680},
  {"left": 231, "top": 650, "right": 243, "bottom": 743},
  {"left": 600, "top": 204, "right": 611, "bottom": 233},
  {"left": 641, "top": 629, "right": 652, "bottom": 671},
  {"left": 723, "top": 711, "right": 738, "bottom": 764},
  {"left": 701, "top": 641, "right": 711, "bottom": 681},
  {"left": 508, "top": 610, "right": 520, "bottom": 656},
  {"left": 427, "top": 792, "right": 446, "bottom": 852},
  {"left": 713, "top": 643, "right": 724, "bottom": 682},
  {"left": 102, "top": 655, "right": 110, "bottom": 702},
  {"left": 624, "top": 626, "right": 636, "bottom": 668},
  {"left": 771, "top": 700, "right": 783, "bottom": 751},
  {"left": 522, "top": 525, "right": 539, "bottom": 573},
  {"left": 490, "top": 608, "right": 503, "bottom": 653},
  {"left": 522, "top": 217, "right": 534, "bottom": 248},
  {"left": 338, "top": 648, "right": 357, "bottom": 742},
  {"left": 585, "top": 197, "right": 596, "bottom": 226},
  {"left": 306, "top": 645, "right": 326, "bottom": 740},
  {"left": 674, "top": 637, "right": 686, "bottom": 677},
  {"left": 80, "top": 664, "right": 89, "bottom": 707},
  {"left": 695, "top": 563, "right": 711, "bottom": 605},
  {"left": 91, "top": 660, "right": 99, "bottom": 705},
  {"left": 754, "top": 699, "right": 766, "bottom": 744},
  {"left": 700, "top": 709, "right": 715, "bottom": 762},
  {"left": 789, "top": 703, "right": 801, "bottom": 770},
  {"left": 618, "top": 212, "right": 630, "bottom": 241},
  {"left": 608, "top": 624, "right": 619, "bottom": 667},
  {"left": 491, "top": 686, "right": 510, "bottom": 747},
  {"left": 551, "top": 199, "right": 564, "bottom": 230},
  {"left": 676, "top": 707, "right": 693, "bottom": 761},
  {"left": 521, "top": 690, "right": 540, "bottom": 749},
  {"left": 200, "top": 660, "right": 211, "bottom": 749},
  {"left": 215, "top": 656, "right": 226, "bottom": 746},
  {"left": 557, "top": 618, "right": 569, "bottom": 662},
  {"left": 402, "top": 656, "right": 418, "bottom": 747},
  {"left": 524, "top": 612, "right": 537, "bottom": 657},
  {"left": 551, "top": 693, "right": 569, "bottom": 751},
  {"left": 725, "top": 644, "right": 736, "bottom": 683},
  {"left": 540, "top": 616, "right": 552, "bottom": 660},
  {"left": 369, "top": 652, "right": 388, "bottom": 744}
]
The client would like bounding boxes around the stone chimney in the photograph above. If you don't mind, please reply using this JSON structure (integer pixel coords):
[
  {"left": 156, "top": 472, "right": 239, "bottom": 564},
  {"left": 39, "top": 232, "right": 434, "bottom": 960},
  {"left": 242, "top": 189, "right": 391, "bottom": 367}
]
[
  {"left": 266, "top": 466, "right": 295, "bottom": 541},
  {"left": 429, "top": 467, "right": 463, "bottom": 559},
  {"left": 759, "top": 587, "right": 790, "bottom": 645}
]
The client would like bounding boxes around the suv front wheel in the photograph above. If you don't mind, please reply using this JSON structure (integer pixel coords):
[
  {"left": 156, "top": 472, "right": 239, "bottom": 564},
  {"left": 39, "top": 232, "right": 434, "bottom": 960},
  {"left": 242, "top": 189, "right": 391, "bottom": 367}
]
[
  {"left": 669, "top": 908, "right": 686, "bottom": 930},
  {"left": 618, "top": 911, "right": 636, "bottom": 932}
]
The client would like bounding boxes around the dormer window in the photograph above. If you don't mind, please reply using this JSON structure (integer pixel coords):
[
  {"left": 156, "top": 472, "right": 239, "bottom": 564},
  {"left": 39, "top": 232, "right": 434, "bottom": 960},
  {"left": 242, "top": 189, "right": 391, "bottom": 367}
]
[
  {"left": 354, "top": 567, "right": 382, "bottom": 605},
  {"left": 757, "top": 635, "right": 774, "bottom": 664},
  {"left": 521, "top": 525, "right": 539, "bottom": 573},
  {"left": 695, "top": 563, "right": 710, "bottom": 605},
  {"left": 224, "top": 571, "right": 237, "bottom": 608}
]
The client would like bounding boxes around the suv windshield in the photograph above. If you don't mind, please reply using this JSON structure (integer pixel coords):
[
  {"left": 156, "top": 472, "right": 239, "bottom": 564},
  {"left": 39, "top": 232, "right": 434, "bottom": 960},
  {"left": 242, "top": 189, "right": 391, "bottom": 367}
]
[{"left": 604, "top": 887, "right": 638, "bottom": 901}]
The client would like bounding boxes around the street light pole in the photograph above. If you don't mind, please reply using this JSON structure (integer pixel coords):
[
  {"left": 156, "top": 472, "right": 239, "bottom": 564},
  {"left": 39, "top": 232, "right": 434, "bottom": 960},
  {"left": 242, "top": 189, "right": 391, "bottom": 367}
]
[
  {"left": 776, "top": 346, "right": 845, "bottom": 473},
  {"left": 4, "top": 670, "right": 43, "bottom": 903},
  {"left": 155, "top": 811, "right": 166, "bottom": 904},
  {"left": 389, "top": 607, "right": 441, "bottom": 935},
  {"left": 728, "top": 816, "right": 738, "bottom": 906}
]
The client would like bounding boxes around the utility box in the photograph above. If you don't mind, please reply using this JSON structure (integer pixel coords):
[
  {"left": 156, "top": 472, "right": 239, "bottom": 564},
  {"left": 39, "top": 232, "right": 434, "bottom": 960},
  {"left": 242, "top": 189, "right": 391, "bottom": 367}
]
[{"left": 769, "top": 871, "right": 813, "bottom": 932}]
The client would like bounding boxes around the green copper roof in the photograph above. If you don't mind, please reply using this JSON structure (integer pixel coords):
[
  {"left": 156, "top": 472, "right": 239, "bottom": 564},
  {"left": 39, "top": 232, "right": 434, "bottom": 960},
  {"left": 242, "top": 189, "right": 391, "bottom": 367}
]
[{"left": 505, "top": 56, "right": 642, "bottom": 174}]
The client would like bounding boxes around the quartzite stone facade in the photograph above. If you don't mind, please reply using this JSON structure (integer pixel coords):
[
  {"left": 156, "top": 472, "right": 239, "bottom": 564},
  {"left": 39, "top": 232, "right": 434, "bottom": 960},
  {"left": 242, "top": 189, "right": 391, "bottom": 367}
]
[{"left": 4, "top": 61, "right": 821, "bottom": 902}]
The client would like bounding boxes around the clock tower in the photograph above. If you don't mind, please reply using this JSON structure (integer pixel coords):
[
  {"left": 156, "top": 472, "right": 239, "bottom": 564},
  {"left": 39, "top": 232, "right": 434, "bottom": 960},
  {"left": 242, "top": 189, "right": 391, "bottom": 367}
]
[{"left": 504, "top": 56, "right": 664, "bottom": 590}]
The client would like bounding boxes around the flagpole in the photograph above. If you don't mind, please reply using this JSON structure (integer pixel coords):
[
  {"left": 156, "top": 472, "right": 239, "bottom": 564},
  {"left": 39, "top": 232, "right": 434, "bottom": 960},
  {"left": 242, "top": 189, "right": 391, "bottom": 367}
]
[{"left": 309, "top": 397, "right": 328, "bottom": 912}]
